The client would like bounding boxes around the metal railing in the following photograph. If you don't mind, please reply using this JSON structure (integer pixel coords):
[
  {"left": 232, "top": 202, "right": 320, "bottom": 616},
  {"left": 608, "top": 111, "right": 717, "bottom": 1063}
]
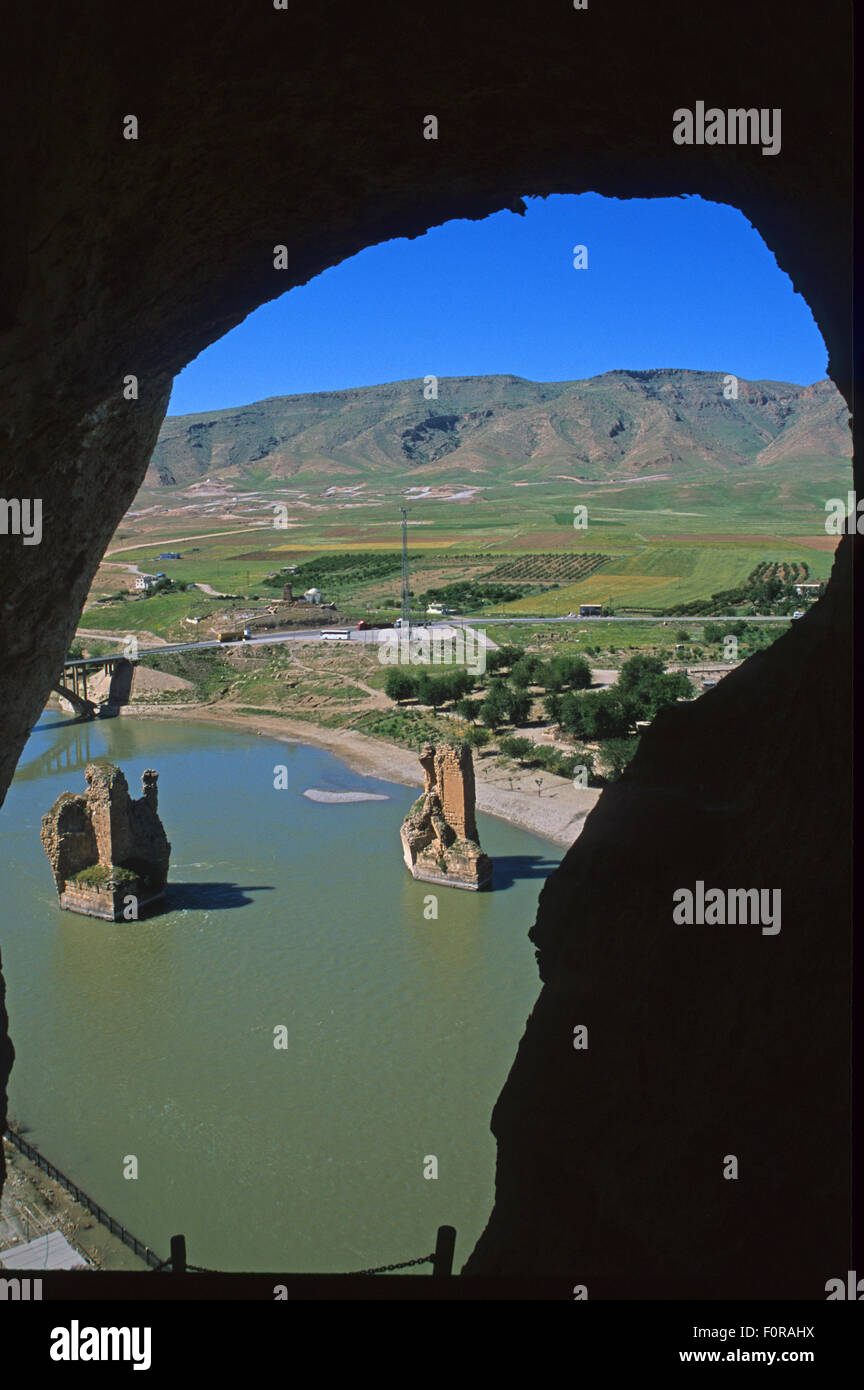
[
  {"left": 3, "top": 1128, "right": 163, "bottom": 1269},
  {"left": 3, "top": 1129, "right": 456, "bottom": 1276}
]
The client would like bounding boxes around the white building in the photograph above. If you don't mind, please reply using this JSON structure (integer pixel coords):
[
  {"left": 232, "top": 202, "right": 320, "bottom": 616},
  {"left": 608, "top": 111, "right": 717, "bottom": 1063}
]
[{"left": 304, "top": 587, "right": 322, "bottom": 604}]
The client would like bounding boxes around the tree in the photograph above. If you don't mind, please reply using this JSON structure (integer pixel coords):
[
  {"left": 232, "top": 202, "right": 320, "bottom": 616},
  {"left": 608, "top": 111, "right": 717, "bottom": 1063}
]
[
  {"left": 486, "top": 643, "right": 525, "bottom": 674},
  {"left": 384, "top": 668, "right": 417, "bottom": 704},
  {"left": 601, "top": 736, "right": 640, "bottom": 782},
  {"left": 641, "top": 671, "right": 692, "bottom": 717},
  {"left": 510, "top": 655, "right": 539, "bottom": 689},
  {"left": 543, "top": 692, "right": 563, "bottom": 724},
  {"left": 498, "top": 735, "right": 534, "bottom": 765},
  {"left": 429, "top": 671, "right": 458, "bottom": 706},
  {"left": 446, "top": 669, "right": 474, "bottom": 703},
  {"left": 543, "top": 654, "right": 592, "bottom": 692},
  {"left": 559, "top": 691, "right": 586, "bottom": 736},
  {"left": 618, "top": 654, "right": 666, "bottom": 696},
  {"left": 415, "top": 672, "right": 447, "bottom": 708},
  {"left": 616, "top": 654, "right": 691, "bottom": 721},
  {"left": 505, "top": 689, "right": 532, "bottom": 725},
  {"left": 577, "top": 691, "right": 634, "bottom": 739},
  {"left": 456, "top": 696, "right": 481, "bottom": 723},
  {"left": 703, "top": 623, "right": 723, "bottom": 644},
  {"left": 479, "top": 687, "right": 510, "bottom": 730},
  {"left": 464, "top": 725, "right": 490, "bottom": 751}
]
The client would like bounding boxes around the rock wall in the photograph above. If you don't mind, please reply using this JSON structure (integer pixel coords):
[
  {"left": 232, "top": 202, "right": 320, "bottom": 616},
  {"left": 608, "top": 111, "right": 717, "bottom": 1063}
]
[
  {"left": 464, "top": 540, "right": 852, "bottom": 1294},
  {"left": 0, "top": 956, "right": 13, "bottom": 1210},
  {"left": 401, "top": 743, "right": 492, "bottom": 890}
]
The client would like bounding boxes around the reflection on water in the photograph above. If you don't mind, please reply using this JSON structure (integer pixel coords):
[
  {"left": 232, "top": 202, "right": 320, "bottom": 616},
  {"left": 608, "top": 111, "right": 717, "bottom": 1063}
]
[{"left": 0, "top": 715, "right": 553, "bottom": 1272}]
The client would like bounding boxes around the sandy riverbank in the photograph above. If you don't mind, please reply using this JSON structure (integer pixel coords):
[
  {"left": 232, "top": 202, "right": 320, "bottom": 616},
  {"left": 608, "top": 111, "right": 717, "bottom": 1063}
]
[{"left": 118, "top": 701, "right": 601, "bottom": 847}]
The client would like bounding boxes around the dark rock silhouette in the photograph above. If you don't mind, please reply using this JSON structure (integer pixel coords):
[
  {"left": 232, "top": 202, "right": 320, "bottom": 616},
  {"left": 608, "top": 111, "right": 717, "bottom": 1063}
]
[{"left": 464, "top": 542, "right": 851, "bottom": 1295}]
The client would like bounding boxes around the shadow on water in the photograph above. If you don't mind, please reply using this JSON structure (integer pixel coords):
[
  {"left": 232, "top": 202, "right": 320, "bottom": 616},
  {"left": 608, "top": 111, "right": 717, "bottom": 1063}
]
[
  {"left": 164, "top": 881, "right": 275, "bottom": 911},
  {"left": 32, "top": 714, "right": 93, "bottom": 733},
  {"left": 491, "top": 854, "right": 560, "bottom": 891}
]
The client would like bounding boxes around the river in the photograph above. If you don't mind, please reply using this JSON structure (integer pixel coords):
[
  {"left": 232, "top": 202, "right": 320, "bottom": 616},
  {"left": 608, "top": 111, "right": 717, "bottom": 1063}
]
[{"left": 0, "top": 714, "right": 556, "bottom": 1273}]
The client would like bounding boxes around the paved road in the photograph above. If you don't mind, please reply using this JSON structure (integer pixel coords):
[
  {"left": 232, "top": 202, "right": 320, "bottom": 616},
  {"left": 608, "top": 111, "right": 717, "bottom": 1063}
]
[
  {"left": 66, "top": 623, "right": 471, "bottom": 664},
  {"left": 66, "top": 612, "right": 795, "bottom": 666},
  {"left": 455, "top": 614, "right": 795, "bottom": 625}
]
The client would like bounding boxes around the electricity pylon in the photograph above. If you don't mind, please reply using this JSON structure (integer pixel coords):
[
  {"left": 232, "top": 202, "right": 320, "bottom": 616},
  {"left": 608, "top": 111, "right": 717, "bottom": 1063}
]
[{"left": 400, "top": 507, "right": 411, "bottom": 634}]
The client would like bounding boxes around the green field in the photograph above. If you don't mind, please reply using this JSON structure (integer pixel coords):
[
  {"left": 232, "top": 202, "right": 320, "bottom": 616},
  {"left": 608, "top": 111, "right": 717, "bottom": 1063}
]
[
  {"left": 85, "top": 448, "right": 846, "bottom": 641},
  {"left": 496, "top": 541, "right": 835, "bottom": 614},
  {"left": 83, "top": 592, "right": 224, "bottom": 638}
]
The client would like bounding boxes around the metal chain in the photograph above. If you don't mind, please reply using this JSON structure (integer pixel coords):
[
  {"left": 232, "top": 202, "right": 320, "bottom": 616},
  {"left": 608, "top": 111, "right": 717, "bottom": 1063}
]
[
  {"left": 161, "top": 1253, "right": 435, "bottom": 1275},
  {"left": 347, "top": 1252, "right": 434, "bottom": 1275}
]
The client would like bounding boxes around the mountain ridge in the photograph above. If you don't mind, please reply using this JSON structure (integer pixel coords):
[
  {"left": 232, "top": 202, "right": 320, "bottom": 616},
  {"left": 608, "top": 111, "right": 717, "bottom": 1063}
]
[{"left": 148, "top": 369, "right": 850, "bottom": 488}]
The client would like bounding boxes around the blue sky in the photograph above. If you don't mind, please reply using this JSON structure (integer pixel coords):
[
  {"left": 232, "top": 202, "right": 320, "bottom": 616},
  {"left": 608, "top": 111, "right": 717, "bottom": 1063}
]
[{"left": 168, "top": 193, "right": 828, "bottom": 416}]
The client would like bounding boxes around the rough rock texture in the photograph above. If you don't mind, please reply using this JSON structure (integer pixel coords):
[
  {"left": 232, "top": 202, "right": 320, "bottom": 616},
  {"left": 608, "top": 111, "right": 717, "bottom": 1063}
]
[
  {"left": 464, "top": 540, "right": 852, "bottom": 1294},
  {"left": 0, "top": 957, "right": 12, "bottom": 1209},
  {"left": 401, "top": 742, "right": 492, "bottom": 891},
  {"left": 40, "top": 764, "right": 171, "bottom": 921},
  {"left": 0, "top": 1, "right": 855, "bottom": 1281}
]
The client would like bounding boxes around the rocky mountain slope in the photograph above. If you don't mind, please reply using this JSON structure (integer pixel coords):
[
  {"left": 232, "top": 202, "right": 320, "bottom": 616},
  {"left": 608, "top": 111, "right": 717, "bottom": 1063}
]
[{"left": 147, "top": 369, "right": 850, "bottom": 487}]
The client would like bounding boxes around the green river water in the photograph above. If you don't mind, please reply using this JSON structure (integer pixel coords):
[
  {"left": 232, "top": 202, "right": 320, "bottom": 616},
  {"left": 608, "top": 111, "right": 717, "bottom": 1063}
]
[{"left": 0, "top": 714, "right": 557, "bottom": 1272}]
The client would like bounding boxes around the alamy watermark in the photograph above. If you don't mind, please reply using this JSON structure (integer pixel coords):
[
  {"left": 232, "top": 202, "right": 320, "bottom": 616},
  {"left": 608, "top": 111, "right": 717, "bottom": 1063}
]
[
  {"left": 825, "top": 1271, "right": 864, "bottom": 1299},
  {"left": 673, "top": 103, "right": 781, "bottom": 156},
  {"left": 0, "top": 1276, "right": 42, "bottom": 1300},
  {"left": 0, "top": 497, "right": 42, "bottom": 544},
  {"left": 825, "top": 492, "right": 864, "bottom": 534},
  {"left": 50, "top": 1323, "right": 151, "bottom": 1371},
  {"left": 377, "top": 626, "right": 487, "bottom": 677},
  {"left": 672, "top": 881, "right": 781, "bottom": 935}
]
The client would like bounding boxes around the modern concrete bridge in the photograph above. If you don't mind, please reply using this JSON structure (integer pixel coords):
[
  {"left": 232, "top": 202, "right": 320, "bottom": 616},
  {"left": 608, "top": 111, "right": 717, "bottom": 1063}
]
[{"left": 53, "top": 655, "right": 135, "bottom": 719}]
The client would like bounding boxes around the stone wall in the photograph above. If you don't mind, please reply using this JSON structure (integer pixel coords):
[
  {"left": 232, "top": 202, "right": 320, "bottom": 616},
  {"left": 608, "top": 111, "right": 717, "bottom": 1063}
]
[
  {"left": 401, "top": 743, "right": 492, "bottom": 890},
  {"left": 42, "top": 793, "right": 99, "bottom": 894},
  {"left": 420, "top": 742, "right": 479, "bottom": 843},
  {"left": 58, "top": 883, "right": 131, "bottom": 922},
  {"left": 40, "top": 763, "right": 171, "bottom": 920}
]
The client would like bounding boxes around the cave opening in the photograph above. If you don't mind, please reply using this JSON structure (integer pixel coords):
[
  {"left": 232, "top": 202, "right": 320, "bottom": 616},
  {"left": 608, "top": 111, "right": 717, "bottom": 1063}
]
[
  {"left": 0, "top": 0, "right": 853, "bottom": 1296},
  {"left": 0, "top": 187, "right": 855, "bottom": 1278}
]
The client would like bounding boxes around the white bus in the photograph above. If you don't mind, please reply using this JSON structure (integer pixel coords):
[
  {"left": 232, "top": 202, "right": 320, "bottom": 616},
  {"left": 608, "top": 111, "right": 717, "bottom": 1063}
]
[{"left": 321, "top": 628, "right": 351, "bottom": 641}]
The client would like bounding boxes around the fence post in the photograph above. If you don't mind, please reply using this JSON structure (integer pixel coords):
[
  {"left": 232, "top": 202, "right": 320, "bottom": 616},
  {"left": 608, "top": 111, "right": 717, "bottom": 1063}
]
[
  {"left": 170, "top": 1234, "right": 187, "bottom": 1274},
  {"left": 431, "top": 1225, "right": 456, "bottom": 1276}
]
